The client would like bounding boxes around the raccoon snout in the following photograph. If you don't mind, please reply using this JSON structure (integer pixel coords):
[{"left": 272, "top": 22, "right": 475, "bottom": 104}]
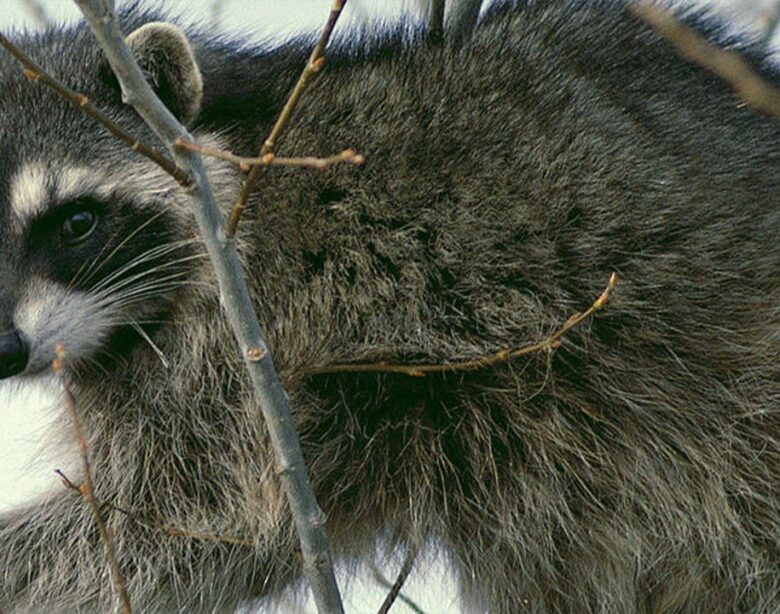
[{"left": 0, "top": 329, "right": 28, "bottom": 379}]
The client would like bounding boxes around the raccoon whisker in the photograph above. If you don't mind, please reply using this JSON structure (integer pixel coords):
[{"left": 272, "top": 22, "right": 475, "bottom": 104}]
[
  {"left": 79, "top": 354, "right": 111, "bottom": 377},
  {"left": 94, "top": 269, "right": 208, "bottom": 301},
  {"left": 131, "top": 320, "right": 170, "bottom": 369},
  {"left": 95, "top": 284, "right": 213, "bottom": 315},
  {"left": 92, "top": 267, "right": 192, "bottom": 299},
  {"left": 76, "top": 238, "right": 193, "bottom": 292},
  {"left": 90, "top": 347, "right": 129, "bottom": 371},
  {"left": 88, "top": 253, "right": 208, "bottom": 299},
  {"left": 94, "top": 281, "right": 196, "bottom": 310},
  {"left": 73, "top": 221, "right": 191, "bottom": 290},
  {"left": 86, "top": 243, "right": 204, "bottom": 294},
  {"left": 71, "top": 209, "right": 170, "bottom": 288},
  {"left": 110, "top": 319, "right": 169, "bottom": 328}
]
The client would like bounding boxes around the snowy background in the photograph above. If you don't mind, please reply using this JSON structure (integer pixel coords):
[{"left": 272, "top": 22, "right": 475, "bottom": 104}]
[{"left": 0, "top": 0, "right": 777, "bottom": 612}]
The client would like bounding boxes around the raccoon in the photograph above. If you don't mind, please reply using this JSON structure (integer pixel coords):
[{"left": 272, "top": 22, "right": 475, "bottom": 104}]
[{"left": 2, "top": 0, "right": 780, "bottom": 611}]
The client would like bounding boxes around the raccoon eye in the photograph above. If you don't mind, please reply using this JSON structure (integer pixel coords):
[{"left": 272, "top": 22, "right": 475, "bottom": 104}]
[{"left": 61, "top": 209, "right": 98, "bottom": 245}]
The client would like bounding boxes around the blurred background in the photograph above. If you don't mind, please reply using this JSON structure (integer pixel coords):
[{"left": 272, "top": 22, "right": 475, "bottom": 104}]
[{"left": 0, "top": 0, "right": 777, "bottom": 612}]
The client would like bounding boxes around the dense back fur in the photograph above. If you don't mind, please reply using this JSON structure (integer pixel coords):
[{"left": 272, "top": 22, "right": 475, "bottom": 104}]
[{"left": 2, "top": 1, "right": 780, "bottom": 611}]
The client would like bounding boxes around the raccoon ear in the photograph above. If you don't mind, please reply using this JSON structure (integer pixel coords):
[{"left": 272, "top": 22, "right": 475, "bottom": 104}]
[{"left": 125, "top": 22, "right": 203, "bottom": 124}]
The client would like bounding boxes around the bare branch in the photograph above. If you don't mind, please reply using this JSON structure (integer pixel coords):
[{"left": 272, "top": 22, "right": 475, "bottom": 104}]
[
  {"left": 174, "top": 138, "right": 364, "bottom": 171},
  {"left": 759, "top": 1, "right": 780, "bottom": 50},
  {"left": 227, "top": 0, "right": 349, "bottom": 237},
  {"left": 630, "top": 3, "right": 780, "bottom": 120},
  {"left": 71, "top": 1, "right": 344, "bottom": 612},
  {"left": 428, "top": 0, "right": 445, "bottom": 44},
  {"left": 446, "top": 0, "right": 483, "bottom": 42},
  {"left": 17, "top": 0, "right": 51, "bottom": 30},
  {"left": 52, "top": 347, "right": 132, "bottom": 614},
  {"left": 56, "top": 472, "right": 254, "bottom": 547},
  {"left": 0, "top": 33, "right": 191, "bottom": 187},
  {"left": 305, "top": 273, "right": 618, "bottom": 378},
  {"left": 375, "top": 546, "right": 422, "bottom": 614},
  {"left": 209, "top": 0, "right": 232, "bottom": 30}
]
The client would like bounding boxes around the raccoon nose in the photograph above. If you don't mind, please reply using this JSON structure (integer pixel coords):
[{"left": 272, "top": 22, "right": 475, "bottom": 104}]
[{"left": 0, "top": 330, "right": 28, "bottom": 379}]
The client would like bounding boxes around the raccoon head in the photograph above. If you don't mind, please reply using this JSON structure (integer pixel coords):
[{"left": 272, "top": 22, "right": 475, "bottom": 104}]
[{"left": 0, "top": 20, "right": 234, "bottom": 380}]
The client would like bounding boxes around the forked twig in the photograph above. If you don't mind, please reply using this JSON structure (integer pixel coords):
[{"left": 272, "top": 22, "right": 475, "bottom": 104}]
[
  {"left": 72, "top": 1, "right": 344, "bottom": 611},
  {"left": 375, "top": 546, "right": 423, "bottom": 614},
  {"left": 630, "top": 3, "right": 780, "bottom": 120},
  {"left": 306, "top": 272, "right": 618, "bottom": 378},
  {"left": 759, "top": 1, "right": 780, "bottom": 50},
  {"left": 18, "top": 0, "right": 52, "bottom": 29},
  {"left": 226, "top": 0, "right": 349, "bottom": 237},
  {"left": 174, "top": 138, "right": 364, "bottom": 171},
  {"left": 209, "top": 0, "right": 232, "bottom": 30},
  {"left": 447, "top": 0, "right": 483, "bottom": 42},
  {"left": 52, "top": 346, "right": 132, "bottom": 614},
  {"left": 428, "top": 0, "right": 446, "bottom": 44},
  {"left": 0, "top": 33, "right": 191, "bottom": 186},
  {"left": 55, "top": 470, "right": 252, "bottom": 547}
]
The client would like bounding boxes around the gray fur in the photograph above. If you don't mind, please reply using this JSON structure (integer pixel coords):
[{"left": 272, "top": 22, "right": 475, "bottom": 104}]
[
  {"left": 2, "top": 0, "right": 780, "bottom": 611},
  {"left": 126, "top": 22, "right": 204, "bottom": 124}
]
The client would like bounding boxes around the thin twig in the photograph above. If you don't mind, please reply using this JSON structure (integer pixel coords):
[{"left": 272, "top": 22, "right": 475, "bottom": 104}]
[
  {"left": 227, "top": 0, "right": 349, "bottom": 237},
  {"left": 428, "top": 0, "right": 445, "bottom": 44},
  {"left": 446, "top": 0, "right": 483, "bottom": 42},
  {"left": 759, "top": 1, "right": 780, "bottom": 50},
  {"left": 630, "top": 3, "right": 780, "bottom": 120},
  {"left": 18, "top": 0, "right": 52, "bottom": 29},
  {"left": 209, "top": 0, "right": 232, "bottom": 30},
  {"left": 375, "top": 546, "right": 423, "bottom": 614},
  {"left": 0, "top": 33, "right": 191, "bottom": 187},
  {"left": 56, "top": 471, "right": 253, "bottom": 546},
  {"left": 52, "top": 347, "right": 132, "bottom": 614},
  {"left": 174, "top": 138, "right": 364, "bottom": 171},
  {"left": 72, "top": 2, "right": 344, "bottom": 612},
  {"left": 305, "top": 272, "right": 618, "bottom": 378}
]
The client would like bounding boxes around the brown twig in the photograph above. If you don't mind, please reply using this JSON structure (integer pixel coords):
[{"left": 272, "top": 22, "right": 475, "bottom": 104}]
[
  {"left": 18, "top": 0, "right": 52, "bottom": 29},
  {"left": 174, "top": 138, "right": 364, "bottom": 171},
  {"left": 375, "top": 546, "right": 423, "bottom": 614},
  {"left": 55, "top": 470, "right": 252, "bottom": 547},
  {"left": 73, "top": 2, "right": 344, "bottom": 610},
  {"left": 52, "top": 347, "right": 132, "bottom": 614},
  {"left": 630, "top": 3, "right": 780, "bottom": 120},
  {"left": 226, "top": 0, "right": 349, "bottom": 237},
  {"left": 0, "top": 33, "right": 191, "bottom": 187},
  {"left": 759, "top": 1, "right": 780, "bottom": 50},
  {"left": 306, "top": 272, "right": 618, "bottom": 378},
  {"left": 209, "top": 0, "right": 232, "bottom": 30},
  {"left": 428, "top": 0, "right": 446, "bottom": 44}
]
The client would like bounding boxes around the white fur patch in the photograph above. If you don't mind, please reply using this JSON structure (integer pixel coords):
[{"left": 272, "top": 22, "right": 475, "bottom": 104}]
[
  {"left": 14, "top": 279, "right": 115, "bottom": 374},
  {"left": 9, "top": 162, "right": 49, "bottom": 222},
  {"left": 9, "top": 132, "right": 241, "bottom": 372},
  {"left": 10, "top": 131, "right": 240, "bottom": 226}
]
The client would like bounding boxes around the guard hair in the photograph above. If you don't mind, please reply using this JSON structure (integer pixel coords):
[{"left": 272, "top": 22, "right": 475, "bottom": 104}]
[{"left": 1, "top": 1, "right": 780, "bottom": 612}]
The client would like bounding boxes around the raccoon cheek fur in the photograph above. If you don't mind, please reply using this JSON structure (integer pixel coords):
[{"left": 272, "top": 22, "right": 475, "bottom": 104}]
[{"left": 3, "top": 2, "right": 780, "bottom": 613}]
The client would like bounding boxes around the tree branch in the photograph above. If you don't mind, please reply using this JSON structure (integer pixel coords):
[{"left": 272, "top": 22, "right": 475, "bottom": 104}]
[
  {"left": 305, "top": 272, "right": 618, "bottom": 378},
  {"left": 53, "top": 347, "right": 132, "bottom": 614},
  {"left": 630, "top": 2, "right": 780, "bottom": 120},
  {"left": 446, "top": 0, "right": 483, "bottom": 43},
  {"left": 227, "top": 0, "right": 349, "bottom": 237},
  {"left": 759, "top": 1, "right": 780, "bottom": 50},
  {"left": 71, "top": 1, "right": 344, "bottom": 612},
  {"left": 428, "top": 0, "right": 446, "bottom": 44},
  {"left": 375, "top": 546, "right": 422, "bottom": 614},
  {"left": 174, "top": 138, "right": 364, "bottom": 171},
  {"left": 55, "top": 471, "right": 253, "bottom": 547},
  {"left": 17, "top": 0, "right": 52, "bottom": 30},
  {"left": 0, "top": 32, "right": 191, "bottom": 186}
]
